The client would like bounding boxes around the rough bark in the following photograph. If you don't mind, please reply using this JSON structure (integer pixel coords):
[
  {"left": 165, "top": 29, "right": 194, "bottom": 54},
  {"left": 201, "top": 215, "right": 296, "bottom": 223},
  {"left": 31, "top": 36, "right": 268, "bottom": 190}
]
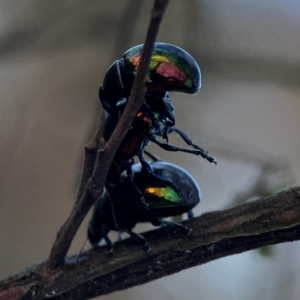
[{"left": 0, "top": 187, "right": 299, "bottom": 300}]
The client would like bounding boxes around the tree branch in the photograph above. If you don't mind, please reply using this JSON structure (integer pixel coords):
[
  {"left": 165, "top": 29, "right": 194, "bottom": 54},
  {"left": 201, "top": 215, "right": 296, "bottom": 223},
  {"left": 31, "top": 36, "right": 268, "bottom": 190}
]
[
  {"left": 44, "top": 0, "right": 170, "bottom": 272},
  {"left": 75, "top": 109, "right": 106, "bottom": 205},
  {"left": 1, "top": 187, "right": 300, "bottom": 300}
]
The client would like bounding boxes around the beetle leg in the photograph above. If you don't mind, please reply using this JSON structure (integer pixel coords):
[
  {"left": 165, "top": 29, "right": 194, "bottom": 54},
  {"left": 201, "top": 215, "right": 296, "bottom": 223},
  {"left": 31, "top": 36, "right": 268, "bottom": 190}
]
[
  {"left": 106, "top": 194, "right": 121, "bottom": 231},
  {"left": 123, "top": 228, "right": 151, "bottom": 255},
  {"left": 126, "top": 160, "right": 149, "bottom": 210},
  {"left": 152, "top": 218, "right": 191, "bottom": 234},
  {"left": 168, "top": 127, "right": 217, "bottom": 164},
  {"left": 100, "top": 227, "right": 114, "bottom": 254},
  {"left": 150, "top": 136, "right": 217, "bottom": 164},
  {"left": 144, "top": 150, "right": 161, "bottom": 162},
  {"left": 187, "top": 210, "right": 194, "bottom": 219},
  {"left": 138, "top": 151, "right": 155, "bottom": 173},
  {"left": 162, "top": 126, "right": 169, "bottom": 143},
  {"left": 168, "top": 127, "right": 205, "bottom": 150}
]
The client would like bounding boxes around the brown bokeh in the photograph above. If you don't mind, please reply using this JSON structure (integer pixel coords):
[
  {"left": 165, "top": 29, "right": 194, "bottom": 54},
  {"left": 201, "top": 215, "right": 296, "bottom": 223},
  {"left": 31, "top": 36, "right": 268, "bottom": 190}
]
[{"left": 0, "top": 1, "right": 300, "bottom": 299}]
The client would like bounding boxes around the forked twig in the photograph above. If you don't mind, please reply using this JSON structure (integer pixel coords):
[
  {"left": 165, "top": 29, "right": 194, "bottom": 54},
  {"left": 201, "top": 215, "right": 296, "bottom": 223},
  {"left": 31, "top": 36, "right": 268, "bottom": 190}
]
[{"left": 45, "top": 0, "right": 170, "bottom": 275}]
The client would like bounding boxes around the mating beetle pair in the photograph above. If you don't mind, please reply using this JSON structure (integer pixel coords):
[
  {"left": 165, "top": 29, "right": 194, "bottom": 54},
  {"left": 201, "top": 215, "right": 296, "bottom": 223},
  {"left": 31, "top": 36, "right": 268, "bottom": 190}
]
[
  {"left": 101, "top": 43, "right": 215, "bottom": 209},
  {"left": 88, "top": 43, "right": 215, "bottom": 253}
]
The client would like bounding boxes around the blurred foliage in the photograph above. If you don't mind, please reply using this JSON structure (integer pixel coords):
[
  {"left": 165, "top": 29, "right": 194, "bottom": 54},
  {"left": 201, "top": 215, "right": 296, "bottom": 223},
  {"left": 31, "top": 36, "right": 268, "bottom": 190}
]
[{"left": 258, "top": 246, "right": 273, "bottom": 257}]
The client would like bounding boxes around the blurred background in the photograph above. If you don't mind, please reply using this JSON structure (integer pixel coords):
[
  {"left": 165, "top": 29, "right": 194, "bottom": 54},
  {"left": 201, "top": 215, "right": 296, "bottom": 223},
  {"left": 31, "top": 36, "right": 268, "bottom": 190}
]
[{"left": 0, "top": 0, "right": 300, "bottom": 299}]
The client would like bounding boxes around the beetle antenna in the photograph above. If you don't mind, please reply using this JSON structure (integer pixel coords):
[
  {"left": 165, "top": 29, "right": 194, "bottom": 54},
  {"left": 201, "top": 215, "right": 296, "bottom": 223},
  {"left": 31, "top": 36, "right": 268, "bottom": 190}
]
[{"left": 76, "top": 236, "right": 88, "bottom": 262}]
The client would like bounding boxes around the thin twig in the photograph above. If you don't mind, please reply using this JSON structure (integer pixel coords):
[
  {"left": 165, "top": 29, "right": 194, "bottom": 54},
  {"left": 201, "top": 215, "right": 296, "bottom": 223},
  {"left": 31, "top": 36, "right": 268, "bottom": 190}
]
[
  {"left": 45, "top": 0, "right": 170, "bottom": 273},
  {"left": 76, "top": 109, "right": 106, "bottom": 205},
  {"left": 0, "top": 187, "right": 299, "bottom": 300}
]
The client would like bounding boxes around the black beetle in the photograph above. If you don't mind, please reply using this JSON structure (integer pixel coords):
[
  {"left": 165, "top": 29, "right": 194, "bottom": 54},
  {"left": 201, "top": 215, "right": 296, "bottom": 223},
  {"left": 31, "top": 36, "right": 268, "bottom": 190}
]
[
  {"left": 88, "top": 160, "right": 201, "bottom": 254},
  {"left": 99, "top": 42, "right": 201, "bottom": 114},
  {"left": 100, "top": 43, "right": 215, "bottom": 208}
]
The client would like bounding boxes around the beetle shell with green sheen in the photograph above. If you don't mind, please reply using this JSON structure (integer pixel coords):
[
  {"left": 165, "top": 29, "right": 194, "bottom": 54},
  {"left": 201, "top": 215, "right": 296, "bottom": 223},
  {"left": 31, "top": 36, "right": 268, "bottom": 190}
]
[
  {"left": 130, "top": 161, "right": 201, "bottom": 218},
  {"left": 122, "top": 42, "right": 201, "bottom": 95},
  {"left": 100, "top": 42, "right": 201, "bottom": 113}
]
